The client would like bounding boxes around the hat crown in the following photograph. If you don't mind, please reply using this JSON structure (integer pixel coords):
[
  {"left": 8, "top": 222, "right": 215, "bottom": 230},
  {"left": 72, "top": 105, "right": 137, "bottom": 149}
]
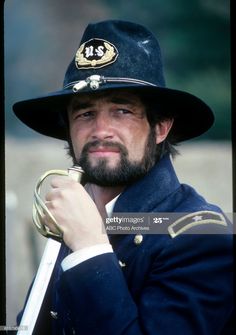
[
  {"left": 63, "top": 20, "right": 165, "bottom": 88},
  {"left": 13, "top": 19, "right": 214, "bottom": 142}
]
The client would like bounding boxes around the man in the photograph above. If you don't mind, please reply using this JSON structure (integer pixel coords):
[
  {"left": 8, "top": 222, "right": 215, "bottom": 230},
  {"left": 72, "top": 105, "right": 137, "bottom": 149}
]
[{"left": 13, "top": 20, "right": 233, "bottom": 334}]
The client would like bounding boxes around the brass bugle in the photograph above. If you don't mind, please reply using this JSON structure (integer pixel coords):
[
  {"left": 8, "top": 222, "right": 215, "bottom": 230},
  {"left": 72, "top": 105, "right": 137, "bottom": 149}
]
[{"left": 32, "top": 165, "right": 84, "bottom": 240}]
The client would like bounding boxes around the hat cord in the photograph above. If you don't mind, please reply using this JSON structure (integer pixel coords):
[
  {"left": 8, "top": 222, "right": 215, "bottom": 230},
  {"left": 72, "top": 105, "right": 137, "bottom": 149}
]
[{"left": 63, "top": 75, "right": 157, "bottom": 92}]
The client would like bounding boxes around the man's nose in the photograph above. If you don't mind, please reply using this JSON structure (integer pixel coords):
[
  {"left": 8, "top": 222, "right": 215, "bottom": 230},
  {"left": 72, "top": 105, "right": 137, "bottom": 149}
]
[{"left": 91, "top": 113, "right": 114, "bottom": 140}]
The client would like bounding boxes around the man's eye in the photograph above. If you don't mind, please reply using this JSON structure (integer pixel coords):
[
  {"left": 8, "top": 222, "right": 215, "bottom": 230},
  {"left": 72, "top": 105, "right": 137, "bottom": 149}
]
[
  {"left": 74, "top": 111, "right": 94, "bottom": 120},
  {"left": 116, "top": 109, "right": 132, "bottom": 115}
]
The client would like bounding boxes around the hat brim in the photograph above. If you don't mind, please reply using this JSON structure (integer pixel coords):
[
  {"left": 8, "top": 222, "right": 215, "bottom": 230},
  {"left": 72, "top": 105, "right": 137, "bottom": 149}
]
[{"left": 13, "top": 83, "right": 214, "bottom": 142}]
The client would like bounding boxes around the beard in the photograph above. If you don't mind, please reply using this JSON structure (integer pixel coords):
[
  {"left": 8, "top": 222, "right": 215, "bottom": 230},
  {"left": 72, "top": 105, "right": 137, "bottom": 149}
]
[{"left": 70, "top": 127, "right": 163, "bottom": 187}]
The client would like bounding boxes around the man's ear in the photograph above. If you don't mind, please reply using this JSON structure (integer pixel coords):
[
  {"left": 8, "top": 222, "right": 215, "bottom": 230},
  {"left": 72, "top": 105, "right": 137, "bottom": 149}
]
[{"left": 155, "top": 119, "right": 174, "bottom": 144}]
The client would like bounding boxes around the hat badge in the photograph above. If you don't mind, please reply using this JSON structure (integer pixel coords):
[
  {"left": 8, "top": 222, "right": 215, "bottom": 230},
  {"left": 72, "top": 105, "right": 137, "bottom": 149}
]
[{"left": 75, "top": 38, "right": 118, "bottom": 69}]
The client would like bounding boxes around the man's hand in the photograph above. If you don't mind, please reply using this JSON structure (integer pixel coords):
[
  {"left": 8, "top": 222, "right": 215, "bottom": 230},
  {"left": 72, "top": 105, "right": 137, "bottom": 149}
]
[{"left": 44, "top": 176, "right": 109, "bottom": 251}]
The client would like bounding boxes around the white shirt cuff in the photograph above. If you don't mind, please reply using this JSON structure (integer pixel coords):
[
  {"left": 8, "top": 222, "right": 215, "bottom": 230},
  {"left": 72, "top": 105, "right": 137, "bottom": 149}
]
[{"left": 61, "top": 243, "right": 113, "bottom": 272}]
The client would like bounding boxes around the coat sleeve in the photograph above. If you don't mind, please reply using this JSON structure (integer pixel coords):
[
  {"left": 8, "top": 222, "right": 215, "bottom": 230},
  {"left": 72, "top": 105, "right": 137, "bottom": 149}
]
[
  {"left": 59, "top": 252, "right": 143, "bottom": 335},
  {"left": 58, "top": 232, "right": 233, "bottom": 335}
]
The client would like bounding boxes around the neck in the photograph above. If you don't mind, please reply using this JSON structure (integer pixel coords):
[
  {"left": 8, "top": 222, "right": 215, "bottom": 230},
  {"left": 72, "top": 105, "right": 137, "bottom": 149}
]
[{"left": 85, "top": 183, "right": 125, "bottom": 219}]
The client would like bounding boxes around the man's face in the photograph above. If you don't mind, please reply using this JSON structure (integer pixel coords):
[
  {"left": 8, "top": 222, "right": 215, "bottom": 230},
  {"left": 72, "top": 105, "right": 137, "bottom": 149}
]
[{"left": 67, "top": 90, "right": 161, "bottom": 186}]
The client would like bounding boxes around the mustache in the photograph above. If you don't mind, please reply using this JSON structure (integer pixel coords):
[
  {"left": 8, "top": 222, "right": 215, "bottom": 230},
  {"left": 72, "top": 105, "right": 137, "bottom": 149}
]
[{"left": 81, "top": 140, "right": 128, "bottom": 156}]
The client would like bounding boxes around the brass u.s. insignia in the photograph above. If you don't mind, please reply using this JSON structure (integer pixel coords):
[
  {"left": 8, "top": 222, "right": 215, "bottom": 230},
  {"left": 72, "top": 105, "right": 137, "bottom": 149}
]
[{"left": 75, "top": 38, "right": 118, "bottom": 69}]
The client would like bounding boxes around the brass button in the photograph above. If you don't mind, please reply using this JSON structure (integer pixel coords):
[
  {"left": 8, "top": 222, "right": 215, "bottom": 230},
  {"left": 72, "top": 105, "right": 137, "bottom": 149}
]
[
  {"left": 50, "top": 311, "right": 58, "bottom": 319},
  {"left": 134, "top": 234, "right": 143, "bottom": 245}
]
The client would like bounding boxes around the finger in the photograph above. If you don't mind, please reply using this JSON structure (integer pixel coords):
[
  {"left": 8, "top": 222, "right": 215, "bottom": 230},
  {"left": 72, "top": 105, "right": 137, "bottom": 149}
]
[
  {"left": 45, "top": 184, "right": 78, "bottom": 202},
  {"left": 45, "top": 188, "right": 61, "bottom": 201},
  {"left": 42, "top": 211, "right": 64, "bottom": 236},
  {"left": 50, "top": 176, "right": 75, "bottom": 188}
]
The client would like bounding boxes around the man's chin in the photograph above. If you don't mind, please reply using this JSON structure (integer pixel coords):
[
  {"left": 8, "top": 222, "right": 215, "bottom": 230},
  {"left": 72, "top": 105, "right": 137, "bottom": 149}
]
[{"left": 88, "top": 157, "right": 121, "bottom": 170}]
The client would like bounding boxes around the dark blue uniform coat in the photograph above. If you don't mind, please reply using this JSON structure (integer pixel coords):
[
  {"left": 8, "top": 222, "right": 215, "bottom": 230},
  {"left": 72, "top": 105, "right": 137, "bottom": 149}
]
[{"left": 19, "top": 155, "right": 233, "bottom": 334}]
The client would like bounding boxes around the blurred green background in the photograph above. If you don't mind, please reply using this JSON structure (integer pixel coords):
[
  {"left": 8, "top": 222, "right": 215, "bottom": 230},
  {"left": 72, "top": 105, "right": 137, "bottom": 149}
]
[{"left": 5, "top": 0, "right": 230, "bottom": 141}]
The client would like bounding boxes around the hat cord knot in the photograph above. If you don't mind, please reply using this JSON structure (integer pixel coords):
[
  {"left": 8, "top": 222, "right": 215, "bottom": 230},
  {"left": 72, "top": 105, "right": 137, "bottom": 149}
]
[{"left": 72, "top": 75, "right": 104, "bottom": 92}]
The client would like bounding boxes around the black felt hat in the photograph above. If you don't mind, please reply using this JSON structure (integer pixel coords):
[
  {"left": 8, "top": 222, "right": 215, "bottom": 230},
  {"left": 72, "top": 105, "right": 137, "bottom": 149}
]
[{"left": 13, "top": 19, "right": 214, "bottom": 142}]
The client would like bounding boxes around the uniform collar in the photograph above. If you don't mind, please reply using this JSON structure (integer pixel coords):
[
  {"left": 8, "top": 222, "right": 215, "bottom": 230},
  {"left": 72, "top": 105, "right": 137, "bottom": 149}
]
[{"left": 113, "top": 154, "right": 180, "bottom": 213}]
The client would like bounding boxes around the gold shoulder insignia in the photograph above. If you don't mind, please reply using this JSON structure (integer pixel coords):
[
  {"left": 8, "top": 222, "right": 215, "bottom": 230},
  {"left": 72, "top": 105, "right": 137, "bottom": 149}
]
[{"left": 168, "top": 211, "right": 227, "bottom": 238}]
